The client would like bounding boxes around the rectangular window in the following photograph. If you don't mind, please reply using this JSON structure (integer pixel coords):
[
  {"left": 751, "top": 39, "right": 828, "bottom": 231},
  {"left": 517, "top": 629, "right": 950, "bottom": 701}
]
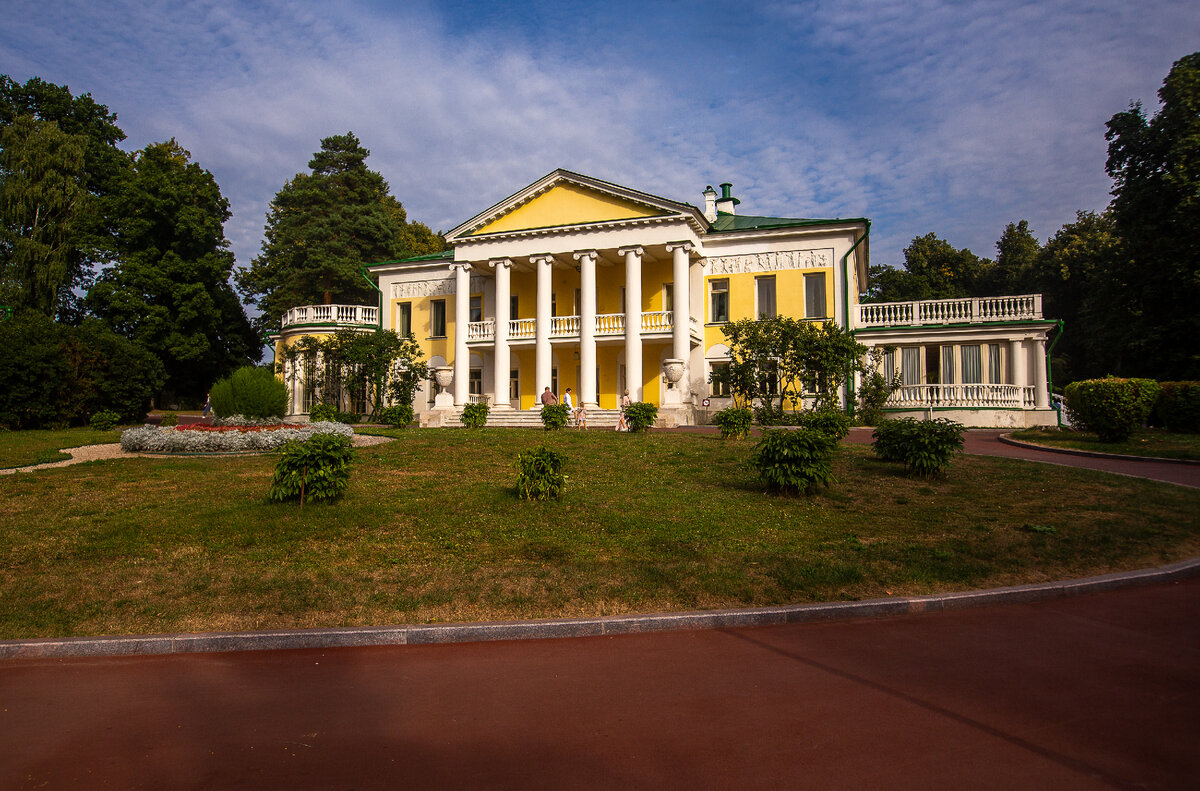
[
  {"left": 961, "top": 344, "right": 982, "bottom": 384},
  {"left": 762, "top": 359, "right": 779, "bottom": 397},
  {"left": 551, "top": 291, "right": 557, "bottom": 316},
  {"left": 510, "top": 295, "right": 519, "bottom": 319},
  {"left": 710, "top": 361, "right": 730, "bottom": 397},
  {"left": 510, "top": 368, "right": 519, "bottom": 400},
  {"left": 469, "top": 295, "right": 482, "bottom": 323},
  {"left": 941, "top": 346, "right": 955, "bottom": 385},
  {"left": 574, "top": 288, "right": 581, "bottom": 315},
  {"left": 884, "top": 348, "right": 896, "bottom": 380},
  {"left": 901, "top": 347, "right": 921, "bottom": 386},
  {"left": 756, "top": 276, "right": 776, "bottom": 318},
  {"left": 551, "top": 367, "right": 558, "bottom": 396},
  {"left": 710, "top": 279, "right": 729, "bottom": 323},
  {"left": 620, "top": 287, "right": 626, "bottom": 314},
  {"left": 988, "top": 343, "right": 1002, "bottom": 383},
  {"left": 663, "top": 283, "right": 674, "bottom": 312},
  {"left": 469, "top": 369, "right": 482, "bottom": 396},
  {"left": 397, "top": 302, "right": 412, "bottom": 338},
  {"left": 804, "top": 273, "right": 827, "bottom": 318},
  {"left": 431, "top": 299, "right": 447, "bottom": 337}
]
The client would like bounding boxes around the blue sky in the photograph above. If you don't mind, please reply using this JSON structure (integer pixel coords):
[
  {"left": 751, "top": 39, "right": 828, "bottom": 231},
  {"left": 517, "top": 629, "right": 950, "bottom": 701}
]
[{"left": 3, "top": 0, "right": 1196, "bottom": 276}]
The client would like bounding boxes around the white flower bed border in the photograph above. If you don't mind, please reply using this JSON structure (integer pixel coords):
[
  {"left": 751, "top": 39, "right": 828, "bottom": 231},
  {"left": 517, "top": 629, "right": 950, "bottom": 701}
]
[{"left": 120, "top": 421, "right": 354, "bottom": 453}]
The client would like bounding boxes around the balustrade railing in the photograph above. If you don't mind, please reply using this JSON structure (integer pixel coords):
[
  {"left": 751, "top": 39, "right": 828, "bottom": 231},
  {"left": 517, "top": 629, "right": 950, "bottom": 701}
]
[
  {"left": 551, "top": 316, "right": 579, "bottom": 338},
  {"left": 465, "top": 312, "right": 682, "bottom": 342},
  {"left": 281, "top": 304, "right": 379, "bottom": 329},
  {"left": 857, "top": 294, "right": 1042, "bottom": 328},
  {"left": 595, "top": 313, "right": 624, "bottom": 335},
  {"left": 885, "top": 384, "right": 1027, "bottom": 409},
  {"left": 509, "top": 317, "right": 536, "bottom": 339},
  {"left": 467, "top": 320, "right": 494, "bottom": 341},
  {"left": 641, "top": 311, "right": 673, "bottom": 333}
]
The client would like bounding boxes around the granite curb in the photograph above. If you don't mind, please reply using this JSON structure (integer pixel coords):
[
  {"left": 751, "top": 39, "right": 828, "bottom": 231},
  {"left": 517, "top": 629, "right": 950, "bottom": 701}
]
[
  {"left": 998, "top": 433, "right": 1200, "bottom": 465},
  {"left": 4, "top": 557, "right": 1198, "bottom": 661}
]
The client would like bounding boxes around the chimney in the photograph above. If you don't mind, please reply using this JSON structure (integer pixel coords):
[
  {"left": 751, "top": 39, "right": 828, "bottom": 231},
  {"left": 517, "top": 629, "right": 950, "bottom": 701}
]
[
  {"left": 715, "top": 182, "right": 740, "bottom": 215},
  {"left": 702, "top": 185, "right": 718, "bottom": 222}
]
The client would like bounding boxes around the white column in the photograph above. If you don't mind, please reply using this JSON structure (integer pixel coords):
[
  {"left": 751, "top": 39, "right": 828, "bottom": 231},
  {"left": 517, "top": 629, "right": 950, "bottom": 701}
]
[
  {"left": 453, "top": 263, "right": 470, "bottom": 406},
  {"left": 620, "top": 246, "right": 643, "bottom": 401},
  {"left": 491, "top": 258, "right": 512, "bottom": 409},
  {"left": 666, "top": 242, "right": 693, "bottom": 398},
  {"left": 1008, "top": 339, "right": 1025, "bottom": 390},
  {"left": 1033, "top": 337, "right": 1049, "bottom": 408},
  {"left": 574, "top": 249, "right": 598, "bottom": 407},
  {"left": 532, "top": 254, "right": 553, "bottom": 398}
]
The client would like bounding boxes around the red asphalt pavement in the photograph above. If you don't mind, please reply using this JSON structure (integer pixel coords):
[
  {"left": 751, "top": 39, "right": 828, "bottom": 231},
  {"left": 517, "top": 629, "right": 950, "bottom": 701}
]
[{"left": 3, "top": 578, "right": 1198, "bottom": 790}]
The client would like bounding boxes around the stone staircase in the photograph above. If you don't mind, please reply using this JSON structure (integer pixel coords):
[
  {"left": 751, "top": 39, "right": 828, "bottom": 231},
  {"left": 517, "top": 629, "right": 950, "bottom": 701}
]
[{"left": 484, "top": 408, "right": 623, "bottom": 429}]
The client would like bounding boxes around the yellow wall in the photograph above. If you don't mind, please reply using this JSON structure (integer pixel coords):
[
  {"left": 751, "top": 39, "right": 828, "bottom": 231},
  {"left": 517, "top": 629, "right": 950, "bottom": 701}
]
[
  {"left": 390, "top": 296, "right": 452, "bottom": 363},
  {"left": 702, "top": 268, "right": 834, "bottom": 351},
  {"left": 472, "top": 183, "right": 664, "bottom": 235}
]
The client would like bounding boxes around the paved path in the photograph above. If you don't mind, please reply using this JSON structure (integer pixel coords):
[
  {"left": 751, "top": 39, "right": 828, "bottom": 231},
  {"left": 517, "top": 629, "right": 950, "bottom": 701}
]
[
  {"left": 3, "top": 578, "right": 1197, "bottom": 790},
  {"left": 844, "top": 427, "right": 1200, "bottom": 488}
]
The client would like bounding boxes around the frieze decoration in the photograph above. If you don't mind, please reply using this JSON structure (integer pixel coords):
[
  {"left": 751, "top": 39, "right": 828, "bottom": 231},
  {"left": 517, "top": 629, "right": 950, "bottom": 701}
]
[
  {"left": 705, "top": 249, "right": 833, "bottom": 275},
  {"left": 392, "top": 279, "right": 455, "bottom": 298}
]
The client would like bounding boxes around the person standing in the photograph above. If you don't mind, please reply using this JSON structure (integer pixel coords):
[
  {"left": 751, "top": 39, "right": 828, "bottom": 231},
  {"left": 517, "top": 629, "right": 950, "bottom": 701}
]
[
  {"left": 540, "top": 386, "right": 558, "bottom": 406},
  {"left": 202, "top": 392, "right": 212, "bottom": 418},
  {"left": 616, "top": 389, "right": 631, "bottom": 431}
]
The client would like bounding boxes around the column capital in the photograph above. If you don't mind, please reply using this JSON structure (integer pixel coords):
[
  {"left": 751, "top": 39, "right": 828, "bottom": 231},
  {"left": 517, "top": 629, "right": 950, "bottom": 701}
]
[
  {"left": 572, "top": 249, "right": 599, "bottom": 263},
  {"left": 489, "top": 258, "right": 513, "bottom": 270},
  {"left": 664, "top": 241, "right": 694, "bottom": 254},
  {"left": 448, "top": 262, "right": 473, "bottom": 273},
  {"left": 617, "top": 246, "right": 644, "bottom": 258},
  {"left": 528, "top": 253, "right": 555, "bottom": 266}
]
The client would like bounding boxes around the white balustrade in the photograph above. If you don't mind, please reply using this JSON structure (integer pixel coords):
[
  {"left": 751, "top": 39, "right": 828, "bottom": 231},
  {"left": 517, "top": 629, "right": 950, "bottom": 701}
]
[
  {"left": 857, "top": 294, "right": 1042, "bottom": 328},
  {"left": 509, "top": 317, "right": 536, "bottom": 339},
  {"left": 551, "top": 316, "right": 580, "bottom": 337},
  {"left": 641, "top": 311, "right": 673, "bottom": 333},
  {"left": 595, "top": 313, "right": 624, "bottom": 336},
  {"left": 462, "top": 311, "right": 683, "bottom": 342},
  {"left": 467, "top": 320, "right": 494, "bottom": 341},
  {"left": 281, "top": 304, "right": 380, "bottom": 329},
  {"left": 885, "top": 384, "right": 1026, "bottom": 409}
]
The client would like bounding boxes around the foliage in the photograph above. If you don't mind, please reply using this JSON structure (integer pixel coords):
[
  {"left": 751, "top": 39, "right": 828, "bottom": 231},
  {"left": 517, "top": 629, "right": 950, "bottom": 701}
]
[
  {"left": 749, "top": 428, "right": 837, "bottom": 495},
  {"left": 88, "top": 410, "right": 120, "bottom": 430},
  {"left": 461, "top": 402, "right": 490, "bottom": 428},
  {"left": 514, "top": 445, "right": 568, "bottom": 501},
  {"left": 872, "top": 418, "right": 965, "bottom": 477},
  {"left": 1153, "top": 382, "right": 1200, "bottom": 433},
  {"left": 712, "top": 316, "right": 867, "bottom": 411},
  {"left": 283, "top": 329, "right": 427, "bottom": 419},
  {"left": 864, "top": 233, "right": 989, "bottom": 302},
  {"left": 540, "top": 403, "right": 570, "bottom": 430},
  {"left": 85, "top": 140, "right": 260, "bottom": 401},
  {"left": 377, "top": 404, "right": 413, "bottom": 428},
  {"left": 209, "top": 365, "right": 288, "bottom": 420},
  {"left": 856, "top": 346, "right": 902, "bottom": 426},
  {"left": 236, "top": 132, "right": 446, "bottom": 336},
  {"left": 309, "top": 403, "right": 338, "bottom": 422},
  {"left": 266, "top": 432, "right": 354, "bottom": 505},
  {"left": 623, "top": 401, "right": 658, "bottom": 433},
  {"left": 159, "top": 411, "right": 179, "bottom": 427},
  {"left": 121, "top": 421, "right": 352, "bottom": 453},
  {"left": 1104, "top": 52, "right": 1200, "bottom": 381},
  {"left": 0, "top": 311, "right": 162, "bottom": 429},
  {"left": 795, "top": 408, "right": 852, "bottom": 441},
  {"left": 1065, "top": 377, "right": 1161, "bottom": 442},
  {"left": 714, "top": 406, "right": 753, "bottom": 439}
]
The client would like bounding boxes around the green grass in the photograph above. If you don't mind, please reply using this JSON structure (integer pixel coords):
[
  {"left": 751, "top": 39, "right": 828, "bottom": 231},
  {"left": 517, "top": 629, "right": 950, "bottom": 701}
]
[
  {"left": 0, "top": 427, "right": 123, "bottom": 469},
  {"left": 0, "top": 428, "right": 1197, "bottom": 640},
  {"left": 1012, "top": 427, "right": 1200, "bottom": 461}
]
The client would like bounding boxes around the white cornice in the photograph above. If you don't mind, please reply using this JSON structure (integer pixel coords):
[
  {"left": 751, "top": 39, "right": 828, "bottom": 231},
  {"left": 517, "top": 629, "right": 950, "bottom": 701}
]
[{"left": 451, "top": 213, "right": 704, "bottom": 247}]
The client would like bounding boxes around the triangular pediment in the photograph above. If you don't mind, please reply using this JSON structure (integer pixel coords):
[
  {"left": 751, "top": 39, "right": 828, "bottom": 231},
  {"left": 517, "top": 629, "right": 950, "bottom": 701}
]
[{"left": 447, "top": 169, "right": 702, "bottom": 240}]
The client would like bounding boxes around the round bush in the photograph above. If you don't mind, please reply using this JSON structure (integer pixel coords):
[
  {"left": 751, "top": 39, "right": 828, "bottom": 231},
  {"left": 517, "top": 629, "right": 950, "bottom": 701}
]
[
  {"left": 749, "top": 428, "right": 837, "bottom": 495},
  {"left": 1153, "top": 382, "right": 1200, "bottom": 433},
  {"left": 623, "top": 402, "right": 657, "bottom": 433},
  {"left": 714, "top": 407, "right": 753, "bottom": 439},
  {"left": 1064, "top": 377, "right": 1160, "bottom": 442}
]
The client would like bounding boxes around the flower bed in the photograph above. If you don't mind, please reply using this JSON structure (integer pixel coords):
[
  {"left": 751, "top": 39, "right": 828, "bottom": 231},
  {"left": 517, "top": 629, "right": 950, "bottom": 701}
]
[{"left": 120, "top": 421, "right": 354, "bottom": 453}]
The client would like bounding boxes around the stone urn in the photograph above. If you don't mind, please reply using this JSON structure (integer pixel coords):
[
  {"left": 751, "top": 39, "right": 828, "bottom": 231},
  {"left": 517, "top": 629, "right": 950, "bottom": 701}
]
[
  {"left": 433, "top": 366, "right": 454, "bottom": 393},
  {"left": 662, "top": 358, "right": 685, "bottom": 386}
]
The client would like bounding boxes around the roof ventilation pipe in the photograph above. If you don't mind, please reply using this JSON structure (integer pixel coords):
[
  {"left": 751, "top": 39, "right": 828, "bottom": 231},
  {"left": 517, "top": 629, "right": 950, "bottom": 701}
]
[
  {"left": 715, "top": 182, "right": 740, "bottom": 216},
  {"left": 702, "top": 185, "right": 718, "bottom": 222}
]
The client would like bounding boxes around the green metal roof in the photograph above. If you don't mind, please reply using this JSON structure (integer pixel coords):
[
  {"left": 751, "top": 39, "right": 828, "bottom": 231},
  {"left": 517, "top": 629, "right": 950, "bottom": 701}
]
[
  {"left": 366, "top": 250, "right": 454, "bottom": 268},
  {"left": 708, "top": 212, "right": 867, "bottom": 232}
]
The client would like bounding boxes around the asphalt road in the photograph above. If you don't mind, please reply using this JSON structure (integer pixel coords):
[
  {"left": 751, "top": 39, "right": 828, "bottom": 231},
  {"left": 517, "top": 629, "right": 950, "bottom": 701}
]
[{"left": 4, "top": 578, "right": 1198, "bottom": 790}]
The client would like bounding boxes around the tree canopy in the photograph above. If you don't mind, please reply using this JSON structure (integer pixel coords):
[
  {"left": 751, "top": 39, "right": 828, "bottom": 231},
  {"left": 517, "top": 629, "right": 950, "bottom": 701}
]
[
  {"left": 238, "top": 132, "right": 445, "bottom": 336},
  {"left": 865, "top": 233, "right": 989, "bottom": 302}
]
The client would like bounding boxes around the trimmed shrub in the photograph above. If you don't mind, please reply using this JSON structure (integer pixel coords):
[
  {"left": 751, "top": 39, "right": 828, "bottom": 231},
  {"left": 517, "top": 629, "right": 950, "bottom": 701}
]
[
  {"left": 753, "top": 404, "right": 793, "bottom": 426},
  {"left": 120, "top": 421, "right": 352, "bottom": 453},
  {"left": 267, "top": 433, "right": 354, "bottom": 505},
  {"left": 872, "top": 418, "right": 964, "bottom": 477},
  {"left": 514, "top": 445, "right": 568, "bottom": 501},
  {"left": 1064, "top": 377, "right": 1160, "bottom": 442},
  {"left": 461, "top": 401, "right": 490, "bottom": 428},
  {"left": 335, "top": 410, "right": 360, "bottom": 424},
  {"left": 89, "top": 410, "right": 121, "bottom": 431},
  {"left": 377, "top": 404, "right": 413, "bottom": 428},
  {"left": 210, "top": 366, "right": 288, "bottom": 420},
  {"left": 796, "top": 409, "right": 851, "bottom": 441},
  {"left": 714, "top": 407, "right": 753, "bottom": 439},
  {"left": 749, "top": 428, "right": 837, "bottom": 495},
  {"left": 540, "top": 403, "right": 570, "bottom": 430},
  {"left": 1154, "top": 382, "right": 1200, "bottom": 433},
  {"left": 309, "top": 403, "right": 337, "bottom": 422},
  {"left": 623, "top": 401, "right": 658, "bottom": 433},
  {"left": 159, "top": 411, "right": 179, "bottom": 427}
]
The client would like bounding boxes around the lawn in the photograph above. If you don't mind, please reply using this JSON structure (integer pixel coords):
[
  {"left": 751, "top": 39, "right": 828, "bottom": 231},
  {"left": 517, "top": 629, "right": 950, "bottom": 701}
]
[
  {"left": 0, "top": 427, "right": 123, "bottom": 469},
  {"left": 1011, "top": 427, "right": 1200, "bottom": 461},
  {"left": 1, "top": 428, "right": 1197, "bottom": 640}
]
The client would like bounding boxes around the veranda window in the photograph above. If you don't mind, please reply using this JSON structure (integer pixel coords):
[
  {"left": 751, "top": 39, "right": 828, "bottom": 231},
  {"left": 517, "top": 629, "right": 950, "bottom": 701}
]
[
  {"left": 901, "top": 348, "right": 920, "bottom": 386},
  {"left": 988, "top": 344, "right": 1002, "bottom": 383},
  {"left": 961, "top": 345, "right": 982, "bottom": 384}
]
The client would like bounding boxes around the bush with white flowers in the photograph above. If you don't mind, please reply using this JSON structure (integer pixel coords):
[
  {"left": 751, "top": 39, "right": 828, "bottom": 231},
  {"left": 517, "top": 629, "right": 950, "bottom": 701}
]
[{"left": 120, "top": 421, "right": 353, "bottom": 453}]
